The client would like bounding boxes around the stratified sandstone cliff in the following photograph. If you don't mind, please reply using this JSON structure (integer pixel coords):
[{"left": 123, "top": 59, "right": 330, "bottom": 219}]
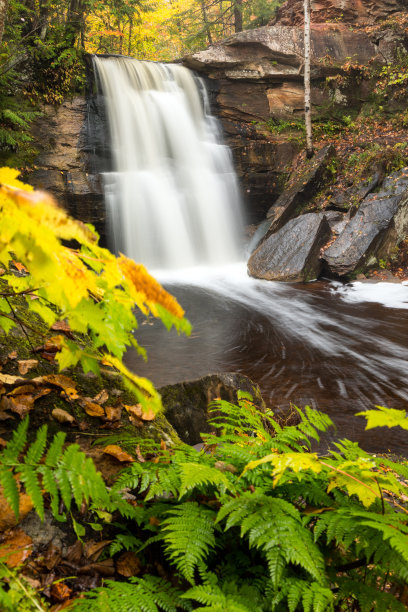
[{"left": 272, "top": 0, "right": 408, "bottom": 26}]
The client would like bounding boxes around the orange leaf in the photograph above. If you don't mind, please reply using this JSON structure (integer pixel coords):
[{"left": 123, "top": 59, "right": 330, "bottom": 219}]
[
  {"left": 50, "top": 582, "right": 72, "bottom": 603},
  {"left": 79, "top": 398, "right": 105, "bottom": 417},
  {"left": 103, "top": 444, "right": 135, "bottom": 463},
  {"left": 0, "top": 528, "right": 32, "bottom": 567}
]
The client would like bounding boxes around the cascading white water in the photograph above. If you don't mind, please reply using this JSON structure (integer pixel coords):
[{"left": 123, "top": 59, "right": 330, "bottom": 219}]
[{"left": 93, "top": 56, "right": 243, "bottom": 270}]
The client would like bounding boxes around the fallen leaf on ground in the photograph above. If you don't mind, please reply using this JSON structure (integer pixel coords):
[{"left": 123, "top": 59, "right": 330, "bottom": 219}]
[
  {"left": 135, "top": 445, "right": 145, "bottom": 463},
  {"left": 93, "top": 389, "right": 109, "bottom": 405},
  {"left": 65, "top": 541, "right": 82, "bottom": 564},
  {"left": 52, "top": 408, "right": 75, "bottom": 424},
  {"left": 0, "top": 486, "right": 33, "bottom": 532},
  {"left": 102, "top": 444, "right": 135, "bottom": 463},
  {"left": 8, "top": 384, "right": 37, "bottom": 396},
  {"left": 78, "top": 398, "right": 105, "bottom": 417},
  {"left": 116, "top": 551, "right": 142, "bottom": 577},
  {"left": 104, "top": 405, "right": 122, "bottom": 421},
  {"left": 0, "top": 528, "right": 32, "bottom": 567},
  {"left": 0, "top": 394, "right": 34, "bottom": 418},
  {"left": 0, "top": 373, "right": 26, "bottom": 386},
  {"left": 43, "top": 543, "right": 62, "bottom": 571},
  {"left": 124, "top": 403, "right": 155, "bottom": 421},
  {"left": 34, "top": 374, "right": 79, "bottom": 400},
  {"left": 84, "top": 540, "right": 112, "bottom": 562},
  {"left": 18, "top": 359, "right": 39, "bottom": 375},
  {"left": 77, "top": 559, "right": 115, "bottom": 576},
  {"left": 51, "top": 321, "right": 74, "bottom": 339},
  {"left": 50, "top": 582, "right": 72, "bottom": 602},
  {"left": 50, "top": 599, "right": 76, "bottom": 612},
  {"left": 7, "top": 350, "right": 17, "bottom": 360}
]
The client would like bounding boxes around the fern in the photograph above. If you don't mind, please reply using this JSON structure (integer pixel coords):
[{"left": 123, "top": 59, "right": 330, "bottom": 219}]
[
  {"left": 336, "top": 578, "right": 407, "bottom": 612},
  {"left": 217, "top": 492, "right": 326, "bottom": 586},
  {"left": 275, "top": 578, "right": 334, "bottom": 612},
  {"left": 178, "top": 462, "right": 235, "bottom": 498},
  {"left": 73, "top": 575, "right": 191, "bottom": 612},
  {"left": 161, "top": 502, "right": 216, "bottom": 583},
  {"left": 183, "top": 583, "right": 257, "bottom": 611},
  {"left": 109, "top": 533, "right": 143, "bottom": 556},
  {"left": 0, "top": 418, "right": 112, "bottom": 522}
]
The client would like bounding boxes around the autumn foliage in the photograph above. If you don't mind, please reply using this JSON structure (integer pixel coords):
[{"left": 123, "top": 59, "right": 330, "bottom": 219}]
[{"left": 0, "top": 168, "right": 190, "bottom": 416}]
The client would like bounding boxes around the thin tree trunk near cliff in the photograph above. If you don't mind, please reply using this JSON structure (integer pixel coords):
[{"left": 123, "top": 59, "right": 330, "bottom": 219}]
[
  {"left": 128, "top": 16, "right": 133, "bottom": 56},
  {"left": 233, "top": 0, "right": 243, "bottom": 33},
  {"left": 304, "top": 0, "right": 313, "bottom": 158},
  {"left": 200, "top": 1, "right": 213, "bottom": 46},
  {"left": 0, "top": 0, "right": 8, "bottom": 43}
]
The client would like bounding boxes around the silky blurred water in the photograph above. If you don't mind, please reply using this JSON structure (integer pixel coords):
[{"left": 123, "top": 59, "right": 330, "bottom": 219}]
[
  {"left": 126, "top": 265, "right": 408, "bottom": 454},
  {"left": 93, "top": 56, "right": 243, "bottom": 269}
]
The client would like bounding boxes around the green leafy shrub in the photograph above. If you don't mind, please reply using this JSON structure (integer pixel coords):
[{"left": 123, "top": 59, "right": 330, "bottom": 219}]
[
  {"left": 1, "top": 397, "right": 408, "bottom": 609},
  {"left": 0, "top": 168, "right": 190, "bottom": 415}
]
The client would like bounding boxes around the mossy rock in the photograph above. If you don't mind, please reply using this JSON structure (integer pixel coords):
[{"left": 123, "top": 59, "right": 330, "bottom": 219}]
[{"left": 160, "top": 372, "right": 266, "bottom": 445}]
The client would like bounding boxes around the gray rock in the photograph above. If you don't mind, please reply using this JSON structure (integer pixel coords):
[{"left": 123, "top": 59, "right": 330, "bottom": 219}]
[
  {"left": 266, "top": 145, "right": 335, "bottom": 233},
  {"left": 323, "top": 168, "right": 408, "bottom": 277},
  {"left": 160, "top": 373, "right": 265, "bottom": 446},
  {"left": 20, "top": 510, "right": 66, "bottom": 551},
  {"left": 248, "top": 212, "right": 331, "bottom": 282}
]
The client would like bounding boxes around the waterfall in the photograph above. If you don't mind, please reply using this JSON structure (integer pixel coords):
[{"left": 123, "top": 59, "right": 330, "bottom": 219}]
[{"left": 93, "top": 56, "right": 243, "bottom": 270}]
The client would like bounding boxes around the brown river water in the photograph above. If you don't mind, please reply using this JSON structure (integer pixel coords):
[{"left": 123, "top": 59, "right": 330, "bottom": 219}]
[{"left": 126, "top": 264, "right": 408, "bottom": 455}]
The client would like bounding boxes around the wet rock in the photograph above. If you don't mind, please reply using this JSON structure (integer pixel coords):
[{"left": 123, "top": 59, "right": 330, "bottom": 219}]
[
  {"left": 323, "top": 168, "right": 408, "bottom": 277},
  {"left": 327, "top": 171, "right": 382, "bottom": 213},
  {"left": 248, "top": 212, "right": 331, "bottom": 282},
  {"left": 160, "top": 373, "right": 265, "bottom": 446},
  {"left": 26, "top": 96, "right": 107, "bottom": 241},
  {"left": 266, "top": 145, "right": 335, "bottom": 233},
  {"left": 323, "top": 210, "right": 348, "bottom": 235}
]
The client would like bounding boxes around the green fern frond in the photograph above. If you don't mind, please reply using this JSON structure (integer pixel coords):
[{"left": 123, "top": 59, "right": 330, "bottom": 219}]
[
  {"left": 0, "top": 419, "right": 112, "bottom": 522},
  {"left": 336, "top": 577, "right": 407, "bottom": 612},
  {"left": 183, "top": 582, "right": 257, "bottom": 611},
  {"left": 25, "top": 425, "right": 47, "bottom": 464},
  {"left": 73, "top": 575, "right": 191, "bottom": 612},
  {"left": 276, "top": 578, "right": 334, "bottom": 612},
  {"left": 45, "top": 431, "right": 66, "bottom": 466},
  {"left": 1, "top": 418, "right": 29, "bottom": 463},
  {"left": 218, "top": 492, "right": 326, "bottom": 585},
  {"left": 109, "top": 533, "right": 142, "bottom": 556},
  {"left": 19, "top": 464, "right": 44, "bottom": 521},
  {"left": 178, "top": 462, "right": 235, "bottom": 498},
  {"left": 0, "top": 467, "right": 19, "bottom": 519},
  {"left": 161, "top": 502, "right": 216, "bottom": 583}
]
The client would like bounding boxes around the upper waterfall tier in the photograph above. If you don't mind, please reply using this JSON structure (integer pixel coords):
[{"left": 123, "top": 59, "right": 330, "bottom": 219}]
[{"left": 93, "top": 56, "right": 243, "bottom": 270}]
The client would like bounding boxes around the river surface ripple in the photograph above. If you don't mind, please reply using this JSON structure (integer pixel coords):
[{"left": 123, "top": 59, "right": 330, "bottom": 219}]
[{"left": 125, "top": 264, "right": 408, "bottom": 454}]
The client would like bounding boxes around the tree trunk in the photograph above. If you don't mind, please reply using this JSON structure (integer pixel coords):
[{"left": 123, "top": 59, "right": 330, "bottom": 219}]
[
  {"left": 233, "top": 0, "right": 242, "bottom": 33},
  {"left": 128, "top": 16, "right": 133, "bottom": 56},
  {"left": 0, "top": 0, "right": 8, "bottom": 43},
  {"left": 200, "top": 1, "right": 213, "bottom": 46},
  {"left": 304, "top": 0, "right": 314, "bottom": 158}
]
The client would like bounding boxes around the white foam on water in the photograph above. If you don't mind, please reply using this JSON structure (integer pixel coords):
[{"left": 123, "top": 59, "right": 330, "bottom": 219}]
[{"left": 331, "top": 281, "right": 408, "bottom": 309}]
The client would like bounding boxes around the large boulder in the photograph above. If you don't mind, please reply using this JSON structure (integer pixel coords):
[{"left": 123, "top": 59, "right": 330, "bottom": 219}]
[
  {"left": 160, "top": 373, "right": 265, "bottom": 446},
  {"left": 266, "top": 144, "right": 335, "bottom": 233},
  {"left": 323, "top": 168, "right": 408, "bottom": 277},
  {"left": 248, "top": 212, "right": 331, "bottom": 282}
]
